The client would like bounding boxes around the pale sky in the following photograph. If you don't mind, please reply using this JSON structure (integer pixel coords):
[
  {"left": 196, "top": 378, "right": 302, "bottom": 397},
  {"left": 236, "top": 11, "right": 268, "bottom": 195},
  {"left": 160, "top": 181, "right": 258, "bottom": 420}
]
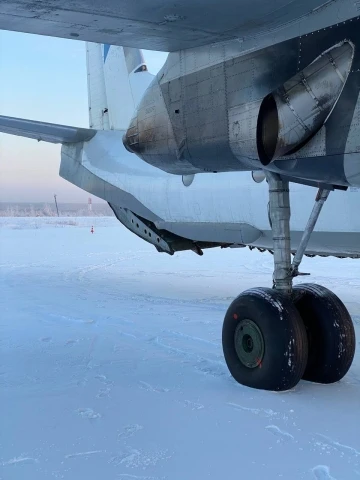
[{"left": 0, "top": 31, "right": 168, "bottom": 203}]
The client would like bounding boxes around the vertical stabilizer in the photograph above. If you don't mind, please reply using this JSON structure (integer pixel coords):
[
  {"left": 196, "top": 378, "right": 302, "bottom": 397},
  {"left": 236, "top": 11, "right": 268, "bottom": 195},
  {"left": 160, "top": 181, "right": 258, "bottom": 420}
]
[
  {"left": 86, "top": 43, "right": 110, "bottom": 130},
  {"left": 86, "top": 43, "right": 155, "bottom": 131},
  {"left": 123, "top": 47, "right": 154, "bottom": 107}
]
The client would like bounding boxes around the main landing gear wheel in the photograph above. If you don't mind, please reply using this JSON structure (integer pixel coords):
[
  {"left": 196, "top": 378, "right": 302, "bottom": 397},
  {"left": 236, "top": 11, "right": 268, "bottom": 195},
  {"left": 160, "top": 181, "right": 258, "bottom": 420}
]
[
  {"left": 293, "top": 284, "right": 356, "bottom": 384},
  {"left": 223, "top": 174, "right": 356, "bottom": 391},
  {"left": 222, "top": 288, "right": 308, "bottom": 391}
]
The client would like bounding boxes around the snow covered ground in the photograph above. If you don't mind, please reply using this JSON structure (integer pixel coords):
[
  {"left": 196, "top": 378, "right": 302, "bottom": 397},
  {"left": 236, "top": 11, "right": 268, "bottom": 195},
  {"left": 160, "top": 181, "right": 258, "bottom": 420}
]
[{"left": 1, "top": 217, "right": 359, "bottom": 480}]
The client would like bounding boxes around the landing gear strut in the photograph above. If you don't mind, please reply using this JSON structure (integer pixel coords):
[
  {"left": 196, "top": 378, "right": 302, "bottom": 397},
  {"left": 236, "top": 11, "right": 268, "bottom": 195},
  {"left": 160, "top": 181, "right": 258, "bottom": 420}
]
[{"left": 222, "top": 173, "right": 356, "bottom": 391}]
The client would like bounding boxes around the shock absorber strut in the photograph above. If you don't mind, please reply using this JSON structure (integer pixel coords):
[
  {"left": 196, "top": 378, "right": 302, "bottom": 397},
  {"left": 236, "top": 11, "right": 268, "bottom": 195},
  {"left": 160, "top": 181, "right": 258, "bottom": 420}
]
[{"left": 266, "top": 172, "right": 292, "bottom": 294}]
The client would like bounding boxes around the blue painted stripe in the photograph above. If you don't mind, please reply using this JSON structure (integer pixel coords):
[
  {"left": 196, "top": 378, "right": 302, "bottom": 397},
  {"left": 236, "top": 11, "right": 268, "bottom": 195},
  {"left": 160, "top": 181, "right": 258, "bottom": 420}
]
[{"left": 103, "top": 44, "right": 111, "bottom": 63}]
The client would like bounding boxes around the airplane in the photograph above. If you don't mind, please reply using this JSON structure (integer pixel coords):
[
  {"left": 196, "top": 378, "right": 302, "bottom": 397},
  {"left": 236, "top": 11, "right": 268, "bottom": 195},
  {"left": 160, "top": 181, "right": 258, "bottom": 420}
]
[{"left": 0, "top": 0, "right": 359, "bottom": 393}]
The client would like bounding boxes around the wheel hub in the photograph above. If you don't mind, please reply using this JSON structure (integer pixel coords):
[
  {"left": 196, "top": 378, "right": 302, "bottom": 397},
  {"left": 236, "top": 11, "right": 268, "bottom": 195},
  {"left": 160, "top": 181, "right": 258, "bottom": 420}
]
[{"left": 234, "top": 319, "right": 264, "bottom": 368}]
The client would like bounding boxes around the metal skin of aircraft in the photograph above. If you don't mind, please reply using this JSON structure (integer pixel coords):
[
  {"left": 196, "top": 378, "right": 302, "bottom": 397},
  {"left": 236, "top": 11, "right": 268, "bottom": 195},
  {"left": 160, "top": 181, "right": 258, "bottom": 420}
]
[{"left": 1, "top": 0, "right": 360, "bottom": 393}]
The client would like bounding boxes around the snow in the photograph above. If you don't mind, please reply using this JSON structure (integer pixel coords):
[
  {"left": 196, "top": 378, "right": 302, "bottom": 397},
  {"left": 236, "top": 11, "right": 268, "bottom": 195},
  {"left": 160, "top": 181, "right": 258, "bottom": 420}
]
[{"left": 0, "top": 217, "right": 359, "bottom": 480}]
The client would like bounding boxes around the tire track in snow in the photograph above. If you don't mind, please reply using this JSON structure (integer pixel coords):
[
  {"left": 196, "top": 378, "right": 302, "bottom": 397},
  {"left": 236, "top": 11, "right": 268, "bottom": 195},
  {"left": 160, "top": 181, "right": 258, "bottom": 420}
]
[
  {"left": 108, "top": 324, "right": 225, "bottom": 379},
  {"left": 45, "top": 313, "right": 96, "bottom": 326},
  {"left": 117, "top": 475, "right": 165, "bottom": 480},
  {"left": 161, "top": 329, "right": 219, "bottom": 347},
  {"left": 65, "top": 450, "right": 103, "bottom": 459},
  {"left": 2, "top": 455, "right": 39, "bottom": 466},
  {"left": 227, "top": 402, "right": 279, "bottom": 418},
  {"left": 150, "top": 336, "right": 227, "bottom": 378},
  {"left": 63, "top": 253, "right": 143, "bottom": 282},
  {"left": 64, "top": 252, "right": 150, "bottom": 300}
]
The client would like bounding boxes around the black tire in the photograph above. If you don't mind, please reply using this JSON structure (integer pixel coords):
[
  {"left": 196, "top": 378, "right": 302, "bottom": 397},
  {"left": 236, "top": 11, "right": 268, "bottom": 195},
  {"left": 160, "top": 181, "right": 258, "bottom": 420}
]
[
  {"left": 293, "top": 284, "right": 356, "bottom": 384},
  {"left": 222, "top": 287, "right": 308, "bottom": 391}
]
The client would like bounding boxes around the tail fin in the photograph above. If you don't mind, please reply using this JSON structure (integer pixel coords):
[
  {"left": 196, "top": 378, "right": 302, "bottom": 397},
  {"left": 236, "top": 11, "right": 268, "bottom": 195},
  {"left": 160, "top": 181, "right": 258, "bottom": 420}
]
[
  {"left": 86, "top": 43, "right": 154, "bottom": 131},
  {"left": 86, "top": 43, "right": 110, "bottom": 130}
]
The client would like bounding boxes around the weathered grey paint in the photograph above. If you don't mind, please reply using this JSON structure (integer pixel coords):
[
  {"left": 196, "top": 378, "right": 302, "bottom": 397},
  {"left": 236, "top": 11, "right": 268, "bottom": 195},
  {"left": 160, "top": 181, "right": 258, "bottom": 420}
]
[
  {"left": 124, "top": 16, "right": 360, "bottom": 188},
  {"left": 1, "top": 0, "right": 355, "bottom": 52}
]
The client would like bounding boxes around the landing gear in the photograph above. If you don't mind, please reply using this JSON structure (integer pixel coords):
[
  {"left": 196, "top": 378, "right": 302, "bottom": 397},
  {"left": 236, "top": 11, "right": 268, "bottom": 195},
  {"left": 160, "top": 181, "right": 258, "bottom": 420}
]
[
  {"left": 293, "top": 284, "right": 355, "bottom": 384},
  {"left": 222, "top": 288, "right": 308, "bottom": 391},
  {"left": 222, "top": 173, "right": 356, "bottom": 391}
]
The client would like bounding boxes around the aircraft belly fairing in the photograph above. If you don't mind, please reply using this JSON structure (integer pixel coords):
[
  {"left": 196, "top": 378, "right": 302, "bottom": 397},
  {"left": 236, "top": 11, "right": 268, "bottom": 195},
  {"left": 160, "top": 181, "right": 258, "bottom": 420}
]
[{"left": 58, "top": 130, "right": 360, "bottom": 258}]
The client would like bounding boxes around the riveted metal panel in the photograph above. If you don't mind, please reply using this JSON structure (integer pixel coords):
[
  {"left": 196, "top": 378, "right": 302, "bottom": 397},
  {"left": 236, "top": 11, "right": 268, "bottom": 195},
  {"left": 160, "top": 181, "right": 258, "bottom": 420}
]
[
  {"left": 228, "top": 101, "right": 261, "bottom": 162},
  {"left": 124, "top": 16, "right": 360, "bottom": 186}
]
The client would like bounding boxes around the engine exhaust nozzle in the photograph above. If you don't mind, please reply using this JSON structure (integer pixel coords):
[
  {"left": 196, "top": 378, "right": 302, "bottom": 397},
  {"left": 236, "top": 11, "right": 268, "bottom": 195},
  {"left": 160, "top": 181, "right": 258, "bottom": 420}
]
[{"left": 257, "top": 41, "right": 354, "bottom": 166}]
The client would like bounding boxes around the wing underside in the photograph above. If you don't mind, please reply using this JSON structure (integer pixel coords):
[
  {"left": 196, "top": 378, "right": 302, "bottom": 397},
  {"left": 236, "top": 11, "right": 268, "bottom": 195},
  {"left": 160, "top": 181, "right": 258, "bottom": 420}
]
[{"left": 1, "top": 0, "right": 331, "bottom": 52}]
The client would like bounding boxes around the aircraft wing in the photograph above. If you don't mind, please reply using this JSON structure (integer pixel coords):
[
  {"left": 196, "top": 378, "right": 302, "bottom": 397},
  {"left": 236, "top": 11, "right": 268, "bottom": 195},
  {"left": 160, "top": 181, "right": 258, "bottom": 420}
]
[
  {"left": 1, "top": 0, "right": 328, "bottom": 52},
  {"left": 0, "top": 115, "right": 96, "bottom": 144}
]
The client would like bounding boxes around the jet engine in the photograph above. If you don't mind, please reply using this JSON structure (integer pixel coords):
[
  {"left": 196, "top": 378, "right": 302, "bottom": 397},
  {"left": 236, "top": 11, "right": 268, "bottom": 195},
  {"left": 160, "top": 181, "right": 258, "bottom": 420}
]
[{"left": 256, "top": 41, "right": 354, "bottom": 165}]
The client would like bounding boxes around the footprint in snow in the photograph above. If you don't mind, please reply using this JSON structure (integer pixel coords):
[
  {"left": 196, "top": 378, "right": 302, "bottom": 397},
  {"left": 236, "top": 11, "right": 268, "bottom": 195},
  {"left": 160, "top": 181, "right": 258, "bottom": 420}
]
[
  {"left": 312, "top": 465, "right": 337, "bottom": 480},
  {"left": 183, "top": 400, "right": 204, "bottom": 410},
  {"left": 96, "top": 387, "right": 111, "bottom": 398},
  {"left": 95, "top": 374, "right": 114, "bottom": 386},
  {"left": 118, "top": 424, "right": 143, "bottom": 440},
  {"left": 109, "top": 447, "right": 169, "bottom": 468},
  {"left": 76, "top": 408, "right": 101, "bottom": 420},
  {"left": 138, "top": 381, "right": 170, "bottom": 393},
  {"left": 265, "top": 425, "right": 294, "bottom": 442},
  {"left": 39, "top": 336, "right": 52, "bottom": 342}
]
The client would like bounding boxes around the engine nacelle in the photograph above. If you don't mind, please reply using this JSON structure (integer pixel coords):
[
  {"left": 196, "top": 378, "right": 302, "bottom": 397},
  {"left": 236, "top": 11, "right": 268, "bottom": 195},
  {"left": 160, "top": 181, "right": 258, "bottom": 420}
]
[{"left": 256, "top": 41, "right": 354, "bottom": 165}]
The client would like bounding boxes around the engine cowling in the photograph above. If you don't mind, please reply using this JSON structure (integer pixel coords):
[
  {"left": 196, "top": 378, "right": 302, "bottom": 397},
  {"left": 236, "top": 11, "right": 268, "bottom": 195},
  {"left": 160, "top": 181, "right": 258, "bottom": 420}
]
[{"left": 256, "top": 41, "right": 354, "bottom": 165}]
